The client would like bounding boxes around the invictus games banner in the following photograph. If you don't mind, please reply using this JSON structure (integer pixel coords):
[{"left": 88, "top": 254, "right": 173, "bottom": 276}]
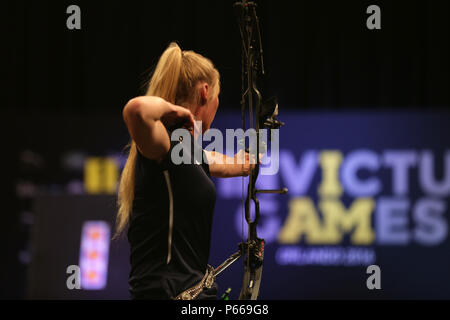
[
  {"left": 208, "top": 111, "right": 450, "bottom": 300},
  {"left": 20, "top": 110, "right": 450, "bottom": 299}
]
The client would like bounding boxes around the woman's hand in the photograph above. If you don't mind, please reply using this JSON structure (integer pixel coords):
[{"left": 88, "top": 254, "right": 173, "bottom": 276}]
[
  {"left": 234, "top": 149, "right": 256, "bottom": 177},
  {"left": 160, "top": 104, "right": 195, "bottom": 132}
]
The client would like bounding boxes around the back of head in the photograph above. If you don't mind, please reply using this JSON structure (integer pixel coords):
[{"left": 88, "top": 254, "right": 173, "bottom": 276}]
[{"left": 146, "top": 42, "right": 220, "bottom": 106}]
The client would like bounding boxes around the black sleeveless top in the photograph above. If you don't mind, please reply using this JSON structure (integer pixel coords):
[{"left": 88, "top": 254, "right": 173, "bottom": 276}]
[{"left": 127, "top": 132, "right": 217, "bottom": 299}]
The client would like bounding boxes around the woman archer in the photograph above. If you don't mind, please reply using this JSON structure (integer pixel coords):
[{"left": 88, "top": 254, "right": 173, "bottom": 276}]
[{"left": 114, "top": 42, "right": 254, "bottom": 300}]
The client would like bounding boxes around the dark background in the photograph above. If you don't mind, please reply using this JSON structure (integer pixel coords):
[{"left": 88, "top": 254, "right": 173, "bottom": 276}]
[
  {"left": 1, "top": 0, "right": 449, "bottom": 299},
  {"left": 3, "top": 0, "right": 449, "bottom": 114}
]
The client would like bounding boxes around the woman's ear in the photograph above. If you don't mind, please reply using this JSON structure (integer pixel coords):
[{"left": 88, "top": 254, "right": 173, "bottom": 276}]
[{"left": 200, "top": 83, "right": 209, "bottom": 105}]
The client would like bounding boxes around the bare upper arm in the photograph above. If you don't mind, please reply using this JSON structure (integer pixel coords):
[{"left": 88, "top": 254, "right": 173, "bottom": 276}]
[{"left": 122, "top": 98, "right": 170, "bottom": 162}]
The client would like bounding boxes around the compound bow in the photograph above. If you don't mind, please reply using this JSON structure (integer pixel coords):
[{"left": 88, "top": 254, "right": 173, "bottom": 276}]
[{"left": 213, "top": 0, "right": 287, "bottom": 300}]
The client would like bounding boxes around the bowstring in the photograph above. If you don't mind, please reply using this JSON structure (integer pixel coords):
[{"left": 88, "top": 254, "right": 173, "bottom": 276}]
[{"left": 240, "top": 11, "right": 246, "bottom": 270}]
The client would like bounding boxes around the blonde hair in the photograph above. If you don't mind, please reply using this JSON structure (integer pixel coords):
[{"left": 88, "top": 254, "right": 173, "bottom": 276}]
[{"left": 113, "top": 42, "right": 220, "bottom": 239}]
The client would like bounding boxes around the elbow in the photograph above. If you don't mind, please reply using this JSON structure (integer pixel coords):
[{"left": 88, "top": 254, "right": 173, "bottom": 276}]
[{"left": 123, "top": 97, "right": 143, "bottom": 125}]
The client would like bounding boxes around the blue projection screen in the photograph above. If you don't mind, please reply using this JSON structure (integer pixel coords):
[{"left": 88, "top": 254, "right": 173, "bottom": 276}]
[
  {"left": 208, "top": 111, "right": 450, "bottom": 299},
  {"left": 26, "top": 110, "right": 450, "bottom": 299}
]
